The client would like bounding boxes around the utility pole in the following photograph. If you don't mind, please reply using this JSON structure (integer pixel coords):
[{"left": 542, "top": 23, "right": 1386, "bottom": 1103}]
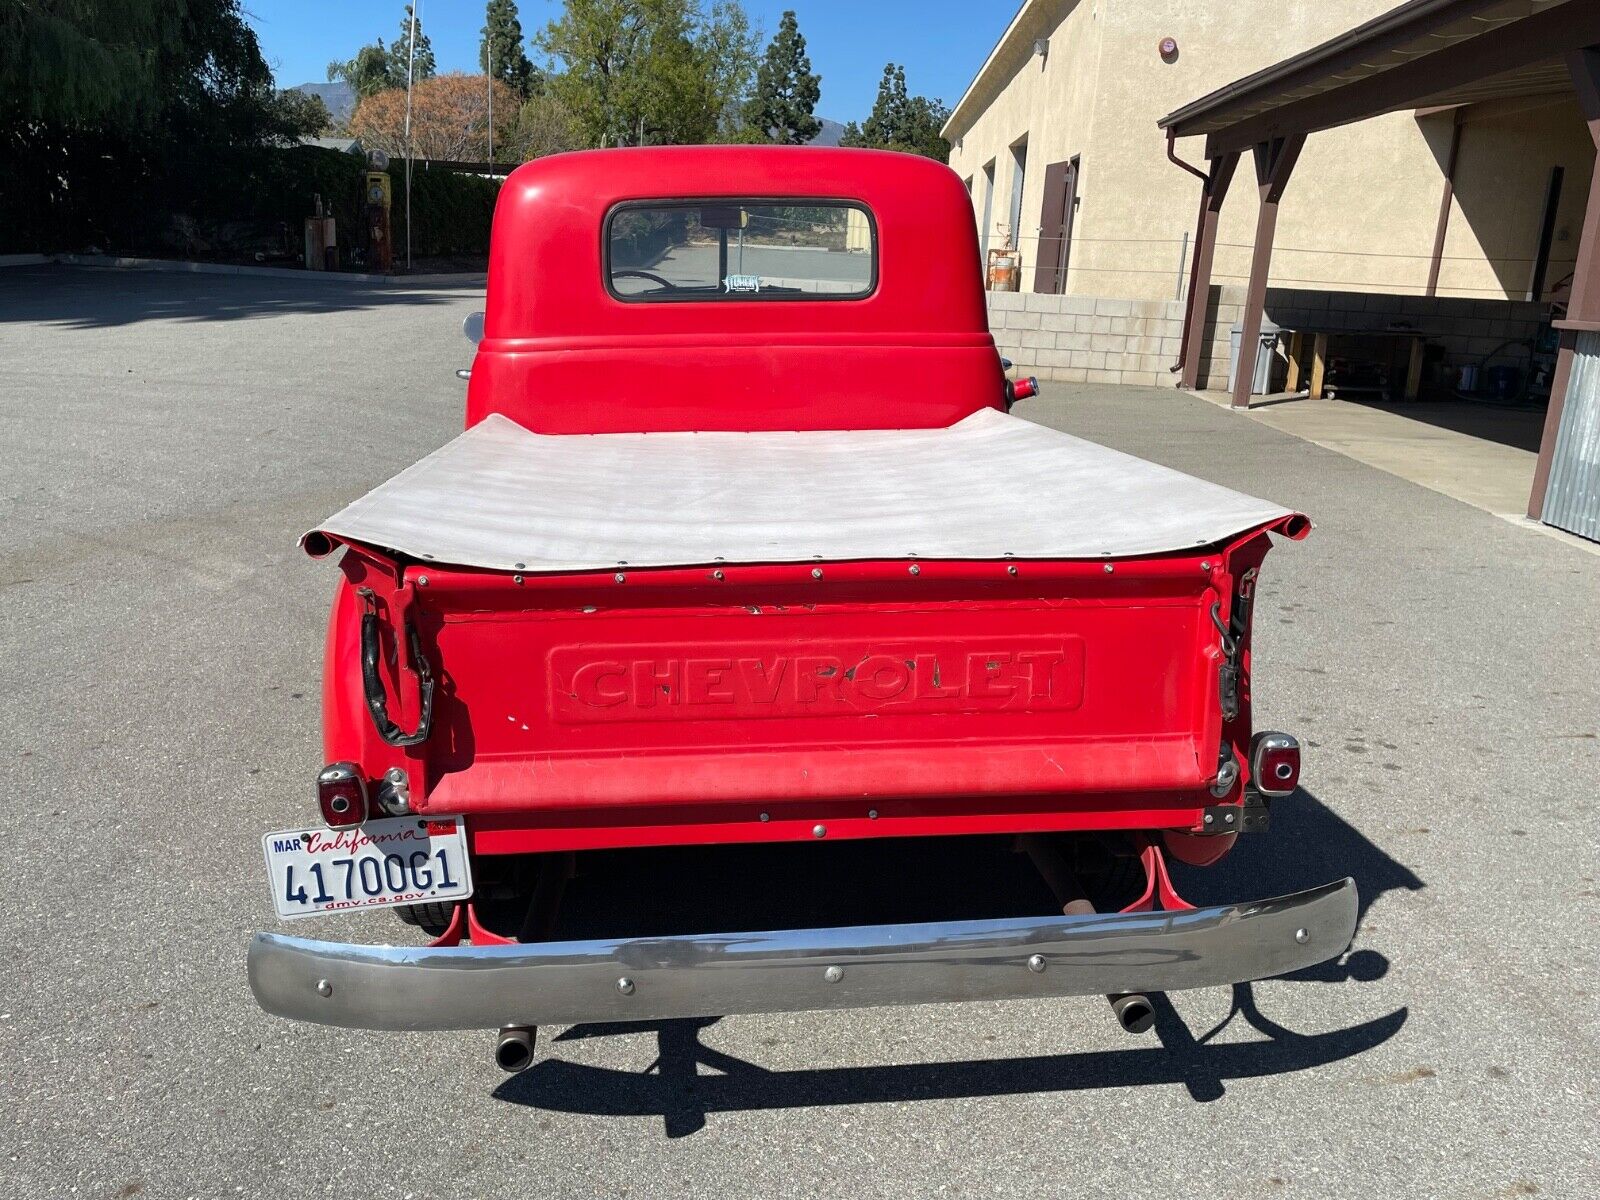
[
  {"left": 404, "top": 1, "right": 418, "bottom": 271},
  {"left": 486, "top": 32, "right": 494, "bottom": 165}
]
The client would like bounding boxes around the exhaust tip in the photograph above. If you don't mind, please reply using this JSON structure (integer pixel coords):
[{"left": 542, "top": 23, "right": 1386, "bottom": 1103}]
[
  {"left": 1109, "top": 993, "right": 1156, "bottom": 1034},
  {"left": 495, "top": 1025, "right": 536, "bottom": 1073}
]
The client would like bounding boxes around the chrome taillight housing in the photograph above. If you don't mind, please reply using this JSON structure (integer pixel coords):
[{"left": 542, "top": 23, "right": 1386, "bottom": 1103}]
[
  {"left": 1250, "top": 732, "right": 1301, "bottom": 797},
  {"left": 316, "top": 762, "right": 368, "bottom": 829}
]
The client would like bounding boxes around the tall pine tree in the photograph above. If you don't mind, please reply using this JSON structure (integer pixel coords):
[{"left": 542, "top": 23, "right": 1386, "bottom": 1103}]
[
  {"left": 742, "top": 10, "right": 819, "bottom": 144},
  {"left": 391, "top": 4, "right": 436, "bottom": 85},
  {"left": 840, "top": 63, "right": 948, "bottom": 162},
  {"left": 481, "top": 0, "right": 539, "bottom": 99}
]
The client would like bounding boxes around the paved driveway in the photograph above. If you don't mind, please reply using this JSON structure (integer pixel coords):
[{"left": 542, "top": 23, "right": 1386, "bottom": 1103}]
[{"left": 2, "top": 266, "right": 1596, "bottom": 1198}]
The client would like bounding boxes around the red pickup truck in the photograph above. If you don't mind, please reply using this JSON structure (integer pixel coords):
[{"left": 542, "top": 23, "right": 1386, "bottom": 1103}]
[{"left": 248, "top": 146, "right": 1354, "bottom": 1072}]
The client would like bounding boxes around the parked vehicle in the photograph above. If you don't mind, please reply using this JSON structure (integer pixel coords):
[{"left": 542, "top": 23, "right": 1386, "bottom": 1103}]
[{"left": 248, "top": 146, "right": 1354, "bottom": 1070}]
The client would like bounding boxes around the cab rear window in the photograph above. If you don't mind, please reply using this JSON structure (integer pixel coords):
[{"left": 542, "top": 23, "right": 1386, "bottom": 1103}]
[{"left": 605, "top": 200, "right": 876, "bottom": 301}]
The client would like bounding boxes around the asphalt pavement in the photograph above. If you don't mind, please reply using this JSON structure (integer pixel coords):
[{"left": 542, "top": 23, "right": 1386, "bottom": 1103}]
[{"left": 2, "top": 265, "right": 1597, "bottom": 1198}]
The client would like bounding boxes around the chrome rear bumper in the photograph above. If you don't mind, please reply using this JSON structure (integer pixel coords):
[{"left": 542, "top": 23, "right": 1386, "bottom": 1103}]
[{"left": 247, "top": 878, "right": 1356, "bottom": 1031}]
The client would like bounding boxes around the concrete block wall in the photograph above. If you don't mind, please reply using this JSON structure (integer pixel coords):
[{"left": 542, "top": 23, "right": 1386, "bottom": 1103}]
[{"left": 986, "top": 291, "right": 1190, "bottom": 388}]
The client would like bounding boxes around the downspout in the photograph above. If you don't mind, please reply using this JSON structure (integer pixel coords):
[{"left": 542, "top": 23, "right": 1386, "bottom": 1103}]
[{"left": 1167, "top": 129, "right": 1211, "bottom": 375}]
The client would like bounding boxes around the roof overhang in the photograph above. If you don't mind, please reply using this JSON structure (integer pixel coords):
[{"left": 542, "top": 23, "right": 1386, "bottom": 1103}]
[
  {"left": 1159, "top": 0, "right": 1599, "bottom": 157},
  {"left": 940, "top": 0, "right": 1056, "bottom": 143}
]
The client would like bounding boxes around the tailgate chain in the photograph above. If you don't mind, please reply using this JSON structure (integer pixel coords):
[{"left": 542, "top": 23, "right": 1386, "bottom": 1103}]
[
  {"left": 1212, "top": 567, "right": 1257, "bottom": 723},
  {"left": 357, "top": 586, "right": 436, "bottom": 747}
]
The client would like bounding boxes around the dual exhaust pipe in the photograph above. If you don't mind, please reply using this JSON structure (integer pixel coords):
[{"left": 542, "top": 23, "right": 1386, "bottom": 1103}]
[
  {"left": 495, "top": 1024, "right": 536, "bottom": 1073},
  {"left": 490, "top": 836, "right": 1153, "bottom": 1073},
  {"left": 494, "top": 996, "right": 1150, "bottom": 1075}
]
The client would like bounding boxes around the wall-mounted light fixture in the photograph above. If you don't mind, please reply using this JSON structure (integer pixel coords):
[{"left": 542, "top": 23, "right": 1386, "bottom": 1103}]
[{"left": 1034, "top": 38, "right": 1050, "bottom": 59}]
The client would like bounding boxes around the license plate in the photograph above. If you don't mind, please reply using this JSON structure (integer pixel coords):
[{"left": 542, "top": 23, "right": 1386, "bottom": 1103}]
[{"left": 261, "top": 815, "right": 473, "bottom": 920}]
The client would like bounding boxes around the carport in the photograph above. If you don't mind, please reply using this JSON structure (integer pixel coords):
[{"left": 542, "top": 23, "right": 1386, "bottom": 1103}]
[{"left": 1159, "top": 0, "right": 1600, "bottom": 538}]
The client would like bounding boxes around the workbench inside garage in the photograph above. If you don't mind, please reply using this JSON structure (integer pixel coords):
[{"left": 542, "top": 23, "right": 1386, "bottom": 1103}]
[{"left": 1283, "top": 327, "right": 1430, "bottom": 401}]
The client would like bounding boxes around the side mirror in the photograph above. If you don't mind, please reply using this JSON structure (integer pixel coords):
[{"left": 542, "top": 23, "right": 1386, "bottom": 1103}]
[{"left": 462, "top": 311, "right": 485, "bottom": 346}]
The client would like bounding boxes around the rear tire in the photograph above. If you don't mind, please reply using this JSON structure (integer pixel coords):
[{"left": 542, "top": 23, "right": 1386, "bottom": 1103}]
[{"left": 395, "top": 900, "right": 454, "bottom": 937}]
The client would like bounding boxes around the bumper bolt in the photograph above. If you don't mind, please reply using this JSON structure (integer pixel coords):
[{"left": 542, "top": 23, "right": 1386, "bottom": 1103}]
[
  {"left": 812, "top": 824, "right": 827, "bottom": 838},
  {"left": 1294, "top": 927, "right": 1309, "bottom": 944},
  {"left": 824, "top": 966, "right": 843, "bottom": 983},
  {"left": 315, "top": 979, "right": 332, "bottom": 997},
  {"left": 1027, "top": 954, "right": 1046, "bottom": 973},
  {"left": 616, "top": 976, "right": 635, "bottom": 995}
]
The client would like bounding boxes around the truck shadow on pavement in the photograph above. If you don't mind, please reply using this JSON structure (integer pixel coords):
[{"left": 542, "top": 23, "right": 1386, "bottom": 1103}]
[{"left": 493, "top": 787, "right": 1419, "bottom": 1137}]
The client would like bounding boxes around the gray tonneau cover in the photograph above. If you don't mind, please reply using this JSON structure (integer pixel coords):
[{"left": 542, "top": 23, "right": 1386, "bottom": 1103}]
[{"left": 308, "top": 409, "right": 1296, "bottom": 572}]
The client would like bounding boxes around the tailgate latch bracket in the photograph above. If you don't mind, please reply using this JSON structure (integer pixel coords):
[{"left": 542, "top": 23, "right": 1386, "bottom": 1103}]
[{"left": 357, "top": 586, "right": 435, "bottom": 748}]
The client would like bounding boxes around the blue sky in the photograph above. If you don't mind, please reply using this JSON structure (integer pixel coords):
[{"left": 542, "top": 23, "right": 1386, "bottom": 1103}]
[{"left": 246, "top": 1, "right": 1016, "bottom": 124}]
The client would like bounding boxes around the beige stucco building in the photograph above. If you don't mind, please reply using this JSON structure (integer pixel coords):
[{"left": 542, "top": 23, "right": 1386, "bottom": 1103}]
[{"left": 944, "top": 0, "right": 1594, "bottom": 307}]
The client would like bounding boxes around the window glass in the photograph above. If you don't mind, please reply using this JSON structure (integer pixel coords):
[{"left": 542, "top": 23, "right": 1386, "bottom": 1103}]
[{"left": 607, "top": 201, "right": 875, "bottom": 301}]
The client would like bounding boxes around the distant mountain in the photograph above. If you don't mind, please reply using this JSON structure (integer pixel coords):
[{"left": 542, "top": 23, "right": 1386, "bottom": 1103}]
[
  {"left": 291, "top": 81, "right": 356, "bottom": 126},
  {"left": 809, "top": 118, "right": 845, "bottom": 148}
]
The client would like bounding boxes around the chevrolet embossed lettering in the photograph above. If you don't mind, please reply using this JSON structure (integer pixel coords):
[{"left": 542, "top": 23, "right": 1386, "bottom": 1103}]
[{"left": 549, "top": 638, "right": 1085, "bottom": 722}]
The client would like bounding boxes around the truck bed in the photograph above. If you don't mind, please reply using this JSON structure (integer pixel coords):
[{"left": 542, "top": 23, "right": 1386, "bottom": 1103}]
[{"left": 311, "top": 411, "right": 1306, "bottom": 854}]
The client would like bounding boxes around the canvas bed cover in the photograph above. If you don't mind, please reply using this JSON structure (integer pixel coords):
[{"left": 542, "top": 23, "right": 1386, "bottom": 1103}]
[{"left": 306, "top": 409, "right": 1299, "bottom": 572}]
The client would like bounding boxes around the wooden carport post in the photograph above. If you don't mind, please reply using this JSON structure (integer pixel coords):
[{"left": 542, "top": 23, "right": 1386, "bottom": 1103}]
[
  {"left": 1529, "top": 46, "right": 1600, "bottom": 520},
  {"left": 1179, "top": 152, "right": 1240, "bottom": 390},
  {"left": 1231, "top": 134, "right": 1305, "bottom": 409}
]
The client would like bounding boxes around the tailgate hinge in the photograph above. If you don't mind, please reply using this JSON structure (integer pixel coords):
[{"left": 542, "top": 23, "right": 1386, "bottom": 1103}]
[
  {"left": 357, "top": 585, "right": 435, "bottom": 748},
  {"left": 1197, "top": 790, "right": 1271, "bottom": 835}
]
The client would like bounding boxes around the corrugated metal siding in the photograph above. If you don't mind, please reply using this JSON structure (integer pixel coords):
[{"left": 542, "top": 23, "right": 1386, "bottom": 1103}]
[{"left": 1543, "top": 331, "right": 1600, "bottom": 543}]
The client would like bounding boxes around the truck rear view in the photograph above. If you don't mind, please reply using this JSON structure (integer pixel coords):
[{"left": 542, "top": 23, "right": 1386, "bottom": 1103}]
[{"left": 248, "top": 146, "right": 1353, "bottom": 1070}]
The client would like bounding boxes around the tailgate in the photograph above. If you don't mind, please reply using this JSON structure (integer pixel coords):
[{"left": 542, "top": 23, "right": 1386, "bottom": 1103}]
[{"left": 399, "top": 556, "right": 1231, "bottom": 814}]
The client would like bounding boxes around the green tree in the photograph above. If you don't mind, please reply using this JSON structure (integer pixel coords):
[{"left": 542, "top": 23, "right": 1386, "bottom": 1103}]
[
  {"left": 0, "top": 1, "right": 172, "bottom": 124},
  {"left": 742, "top": 10, "right": 819, "bottom": 144},
  {"left": 269, "top": 89, "right": 332, "bottom": 140},
  {"left": 327, "top": 40, "right": 393, "bottom": 101},
  {"left": 392, "top": 4, "right": 436, "bottom": 83},
  {"left": 481, "top": 0, "right": 539, "bottom": 98},
  {"left": 840, "top": 63, "right": 949, "bottom": 162},
  {"left": 538, "top": 0, "right": 756, "bottom": 148},
  {"left": 697, "top": 1, "right": 758, "bottom": 139},
  {"left": 3, "top": 0, "right": 315, "bottom": 250},
  {"left": 510, "top": 92, "right": 586, "bottom": 158}
]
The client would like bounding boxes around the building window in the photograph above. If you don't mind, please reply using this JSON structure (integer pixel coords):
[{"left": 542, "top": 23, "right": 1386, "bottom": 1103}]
[
  {"left": 980, "top": 160, "right": 996, "bottom": 259},
  {"left": 1008, "top": 137, "right": 1028, "bottom": 253}
]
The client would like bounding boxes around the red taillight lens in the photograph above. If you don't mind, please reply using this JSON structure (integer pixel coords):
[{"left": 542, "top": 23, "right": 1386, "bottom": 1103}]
[
  {"left": 1250, "top": 732, "right": 1300, "bottom": 797},
  {"left": 317, "top": 762, "right": 368, "bottom": 829}
]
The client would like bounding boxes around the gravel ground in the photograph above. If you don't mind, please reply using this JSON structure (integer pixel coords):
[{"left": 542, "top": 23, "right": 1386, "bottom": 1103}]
[{"left": 2, "top": 265, "right": 1596, "bottom": 1199}]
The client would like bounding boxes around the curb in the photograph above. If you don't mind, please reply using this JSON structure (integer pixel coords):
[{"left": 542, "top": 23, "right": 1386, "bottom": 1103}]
[{"left": 3, "top": 253, "right": 484, "bottom": 287}]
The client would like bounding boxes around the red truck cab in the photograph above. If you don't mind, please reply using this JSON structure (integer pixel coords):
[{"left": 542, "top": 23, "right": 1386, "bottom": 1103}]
[{"left": 249, "top": 147, "right": 1354, "bottom": 1069}]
